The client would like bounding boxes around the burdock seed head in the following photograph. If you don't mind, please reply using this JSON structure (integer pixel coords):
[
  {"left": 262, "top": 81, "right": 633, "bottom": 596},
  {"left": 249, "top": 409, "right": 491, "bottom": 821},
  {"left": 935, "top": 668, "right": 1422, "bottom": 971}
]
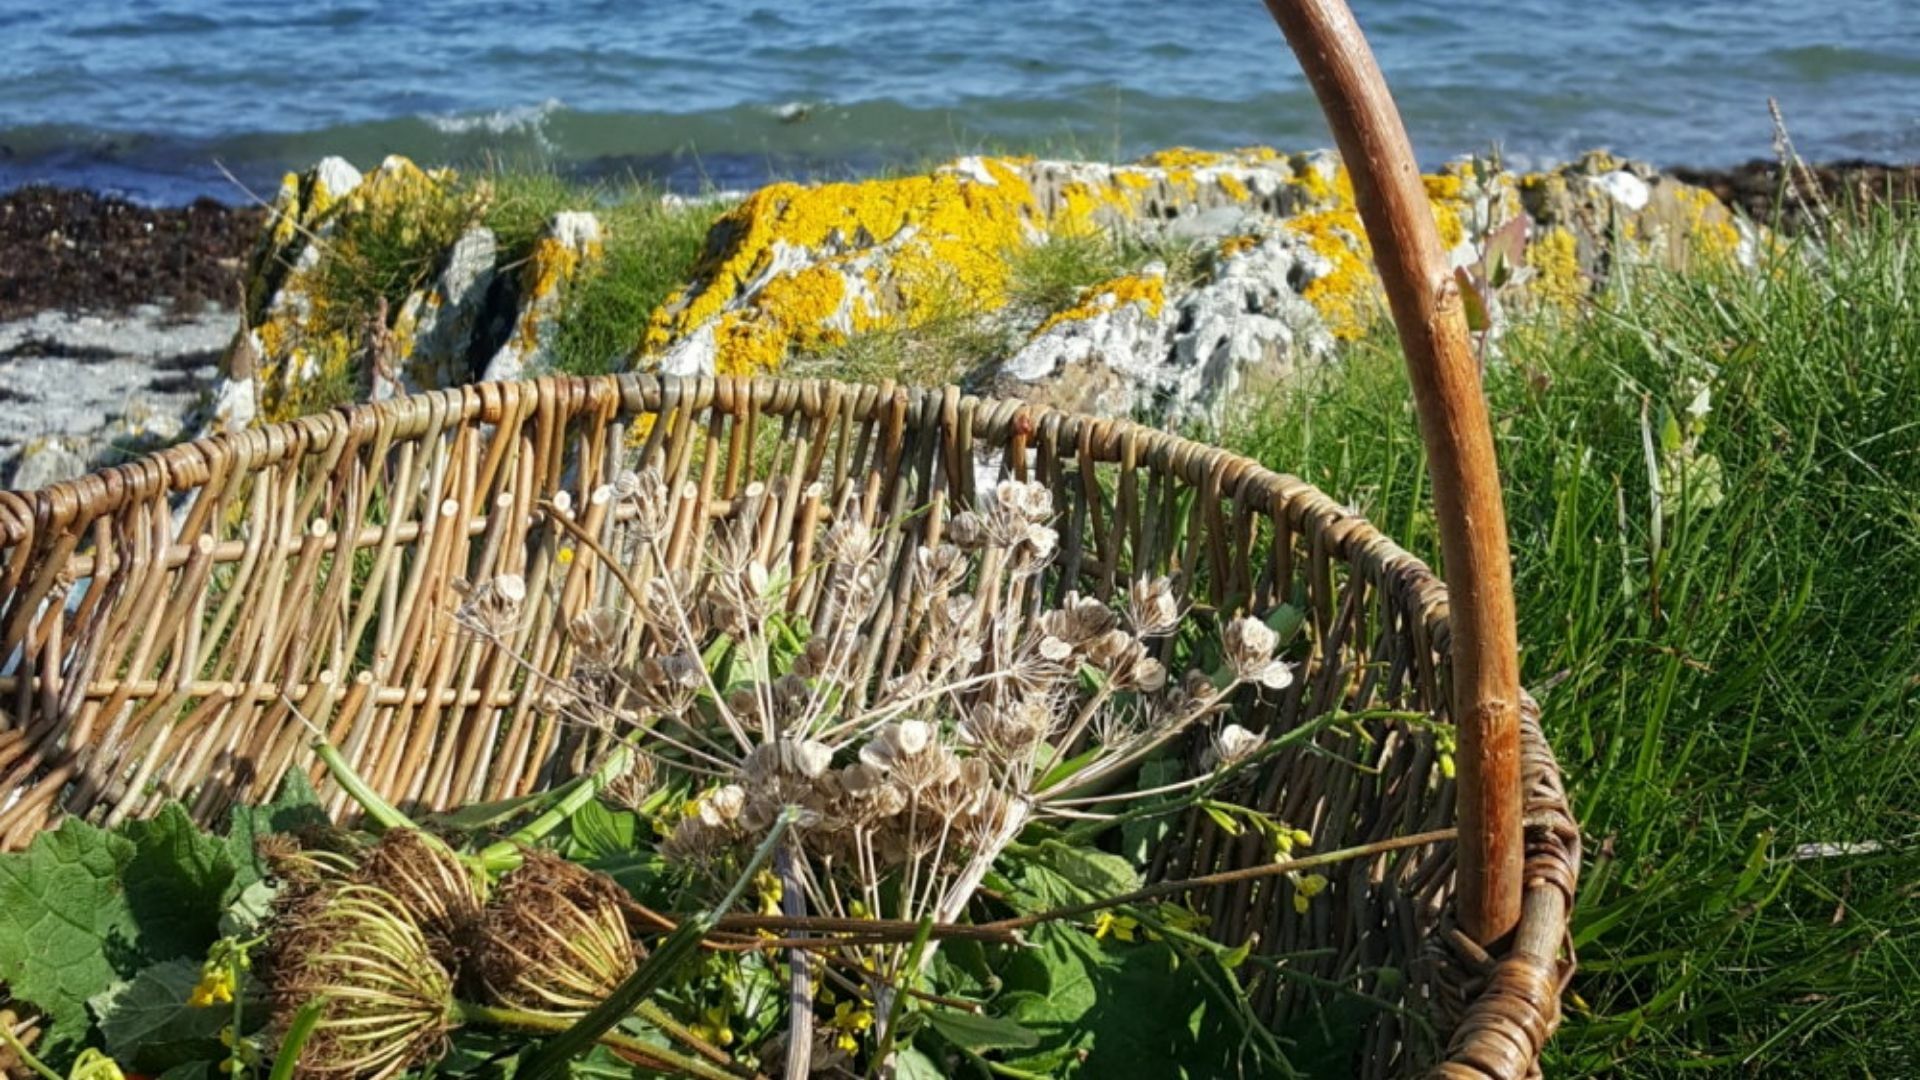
[
  {"left": 267, "top": 883, "right": 458, "bottom": 1080},
  {"left": 350, "top": 828, "right": 484, "bottom": 961},
  {"left": 474, "top": 850, "right": 639, "bottom": 1019}
]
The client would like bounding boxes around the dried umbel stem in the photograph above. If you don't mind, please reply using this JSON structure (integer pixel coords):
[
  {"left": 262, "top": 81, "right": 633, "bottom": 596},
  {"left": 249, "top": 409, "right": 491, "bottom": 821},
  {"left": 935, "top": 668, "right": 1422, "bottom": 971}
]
[
  {"left": 474, "top": 851, "right": 639, "bottom": 1019},
  {"left": 267, "top": 883, "right": 457, "bottom": 1080}
]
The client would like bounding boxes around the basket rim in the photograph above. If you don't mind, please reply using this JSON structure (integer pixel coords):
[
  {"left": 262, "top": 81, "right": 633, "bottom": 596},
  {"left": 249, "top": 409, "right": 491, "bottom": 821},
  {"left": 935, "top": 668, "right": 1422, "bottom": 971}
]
[{"left": 0, "top": 371, "right": 1578, "bottom": 1074}]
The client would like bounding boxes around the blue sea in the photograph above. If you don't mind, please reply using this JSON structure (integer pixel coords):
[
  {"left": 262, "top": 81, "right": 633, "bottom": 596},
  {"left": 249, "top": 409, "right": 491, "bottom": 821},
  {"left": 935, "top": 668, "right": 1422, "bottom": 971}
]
[{"left": 1, "top": 0, "right": 1915, "bottom": 204}]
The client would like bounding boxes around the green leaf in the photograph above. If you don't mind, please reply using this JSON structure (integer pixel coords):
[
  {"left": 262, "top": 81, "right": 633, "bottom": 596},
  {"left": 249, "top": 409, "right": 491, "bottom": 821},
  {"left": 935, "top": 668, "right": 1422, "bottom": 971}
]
[
  {"left": 923, "top": 1008, "right": 1041, "bottom": 1052},
  {"left": 997, "top": 927, "right": 1248, "bottom": 1078},
  {"left": 88, "top": 958, "right": 242, "bottom": 1066},
  {"left": 121, "top": 804, "right": 236, "bottom": 960},
  {"left": 1454, "top": 267, "right": 1491, "bottom": 333},
  {"left": 893, "top": 1045, "right": 948, "bottom": 1080},
  {"left": 1029, "top": 841, "right": 1139, "bottom": 901},
  {"left": 565, "top": 800, "right": 635, "bottom": 861},
  {"left": 421, "top": 785, "right": 570, "bottom": 833},
  {"left": 0, "top": 817, "right": 139, "bottom": 1061},
  {"left": 1121, "top": 758, "right": 1184, "bottom": 862},
  {"left": 218, "top": 879, "right": 279, "bottom": 939}
]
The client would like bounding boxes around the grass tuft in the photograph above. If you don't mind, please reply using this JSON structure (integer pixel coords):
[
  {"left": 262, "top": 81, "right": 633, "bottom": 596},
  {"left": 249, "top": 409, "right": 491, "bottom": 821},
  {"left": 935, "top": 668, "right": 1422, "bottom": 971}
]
[{"left": 1224, "top": 207, "right": 1920, "bottom": 1075}]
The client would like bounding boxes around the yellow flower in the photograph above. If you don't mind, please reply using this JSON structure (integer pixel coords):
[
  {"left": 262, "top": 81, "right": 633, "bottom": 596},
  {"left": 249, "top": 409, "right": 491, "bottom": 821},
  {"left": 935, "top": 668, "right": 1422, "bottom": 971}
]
[
  {"left": 754, "top": 869, "right": 784, "bottom": 917},
  {"left": 189, "top": 965, "right": 236, "bottom": 1008},
  {"left": 1091, "top": 911, "right": 1138, "bottom": 942},
  {"left": 556, "top": 546, "right": 575, "bottom": 566},
  {"left": 827, "top": 999, "right": 874, "bottom": 1053},
  {"left": 691, "top": 1004, "right": 735, "bottom": 1047},
  {"left": 1291, "top": 873, "right": 1329, "bottom": 915}
]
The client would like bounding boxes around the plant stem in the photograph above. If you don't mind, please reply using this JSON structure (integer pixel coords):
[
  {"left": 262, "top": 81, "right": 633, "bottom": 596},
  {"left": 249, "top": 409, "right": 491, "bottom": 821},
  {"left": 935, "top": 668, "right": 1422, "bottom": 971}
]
[
  {"left": 454, "top": 1000, "right": 753, "bottom": 1080},
  {"left": 267, "top": 1000, "right": 324, "bottom": 1080},
  {"left": 778, "top": 841, "right": 813, "bottom": 1080},
  {"left": 985, "top": 827, "right": 1457, "bottom": 931},
  {"left": 0, "top": 1019, "right": 61, "bottom": 1080},
  {"left": 474, "top": 741, "right": 635, "bottom": 871},
  {"left": 866, "top": 916, "right": 935, "bottom": 1080}
]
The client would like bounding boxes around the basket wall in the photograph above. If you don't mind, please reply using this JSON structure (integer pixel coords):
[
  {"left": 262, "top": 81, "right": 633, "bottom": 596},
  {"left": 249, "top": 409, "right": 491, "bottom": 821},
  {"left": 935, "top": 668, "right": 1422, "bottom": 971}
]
[{"left": 0, "top": 374, "right": 1575, "bottom": 1077}]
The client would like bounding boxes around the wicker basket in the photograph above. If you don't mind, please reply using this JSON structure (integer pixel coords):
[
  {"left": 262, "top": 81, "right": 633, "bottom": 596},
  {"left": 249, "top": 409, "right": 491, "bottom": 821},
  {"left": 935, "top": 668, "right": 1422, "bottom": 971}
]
[
  {"left": 0, "top": 372, "right": 1575, "bottom": 1075},
  {"left": 0, "top": 4, "right": 1576, "bottom": 1075}
]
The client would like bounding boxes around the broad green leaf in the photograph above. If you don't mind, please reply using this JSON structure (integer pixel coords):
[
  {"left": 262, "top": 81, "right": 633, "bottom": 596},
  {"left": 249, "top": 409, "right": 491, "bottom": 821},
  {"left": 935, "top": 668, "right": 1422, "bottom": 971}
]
[
  {"left": 89, "top": 957, "right": 245, "bottom": 1066},
  {"left": 1027, "top": 840, "right": 1139, "bottom": 901},
  {"left": 1121, "top": 755, "right": 1185, "bottom": 863},
  {"left": 566, "top": 800, "right": 635, "bottom": 861},
  {"left": 120, "top": 804, "right": 236, "bottom": 960},
  {"left": 0, "top": 817, "right": 139, "bottom": 1061},
  {"left": 893, "top": 1045, "right": 948, "bottom": 1080},
  {"left": 922, "top": 1008, "right": 1041, "bottom": 1052}
]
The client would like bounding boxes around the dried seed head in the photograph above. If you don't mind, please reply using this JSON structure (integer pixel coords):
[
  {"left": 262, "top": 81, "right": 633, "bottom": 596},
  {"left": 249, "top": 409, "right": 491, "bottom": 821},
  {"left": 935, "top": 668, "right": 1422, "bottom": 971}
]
[
  {"left": 617, "top": 467, "right": 672, "bottom": 542},
  {"left": 568, "top": 608, "right": 624, "bottom": 666},
  {"left": 914, "top": 543, "right": 969, "bottom": 595},
  {"left": 1035, "top": 594, "right": 1121, "bottom": 659},
  {"left": 860, "top": 721, "right": 959, "bottom": 794},
  {"left": 350, "top": 829, "right": 484, "bottom": 961},
  {"left": 823, "top": 513, "right": 878, "bottom": 568},
  {"left": 600, "top": 754, "right": 659, "bottom": 813},
  {"left": 267, "top": 883, "right": 456, "bottom": 1080},
  {"left": 1126, "top": 576, "right": 1182, "bottom": 637},
  {"left": 454, "top": 574, "right": 528, "bottom": 638},
  {"left": 1223, "top": 616, "right": 1292, "bottom": 688},
  {"left": 1205, "top": 723, "right": 1267, "bottom": 769},
  {"left": 474, "top": 852, "right": 638, "bottom": 1019}
]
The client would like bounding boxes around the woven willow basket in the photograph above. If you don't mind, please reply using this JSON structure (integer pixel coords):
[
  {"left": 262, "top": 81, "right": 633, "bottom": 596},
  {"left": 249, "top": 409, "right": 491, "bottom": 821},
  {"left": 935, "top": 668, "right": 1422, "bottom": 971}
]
[
  {"left": 0, "top": 372, "right": 1575, "bottom": 1076},
  {"left": 1, "top": 5, "right": 1577, "bottom": 1074}
]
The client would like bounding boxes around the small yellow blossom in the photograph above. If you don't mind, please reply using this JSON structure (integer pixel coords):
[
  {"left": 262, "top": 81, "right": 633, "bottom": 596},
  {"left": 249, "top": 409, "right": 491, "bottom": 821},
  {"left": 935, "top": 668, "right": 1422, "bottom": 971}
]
[
  {"left": 556, "top": 546, "right": 575, "bottom": 566},
  {"left": 189, "top": 965, "right": 236, "bottom": 1008},
  {"left": 691, "top": 1004, "right": 735, "bottom": 1047},
  {"left": 1091, "top": 911, "right": 1138, "bottom": 942},
  {"left": 754, "top": 869, "right": 784, "bottom": 917},
  {"left": 827, "top": 1000, "right": 875, "bottom": 1054},
  {"left": 1291, "top": 873, "right": 1329, "bottom": 915}
]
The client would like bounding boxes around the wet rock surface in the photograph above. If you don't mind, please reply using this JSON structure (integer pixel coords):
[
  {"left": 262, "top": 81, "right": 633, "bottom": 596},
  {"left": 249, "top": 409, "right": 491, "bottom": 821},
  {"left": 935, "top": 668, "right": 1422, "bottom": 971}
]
[{"left": 0, "top": 305, "right": 234, "bottom": 488}]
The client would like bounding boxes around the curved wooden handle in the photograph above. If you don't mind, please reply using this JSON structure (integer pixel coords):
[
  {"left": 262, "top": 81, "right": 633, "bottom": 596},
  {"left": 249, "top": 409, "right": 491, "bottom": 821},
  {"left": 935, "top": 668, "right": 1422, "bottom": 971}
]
[{"left": 1262, "top": 0, "right": 1523, "bottom": 944}]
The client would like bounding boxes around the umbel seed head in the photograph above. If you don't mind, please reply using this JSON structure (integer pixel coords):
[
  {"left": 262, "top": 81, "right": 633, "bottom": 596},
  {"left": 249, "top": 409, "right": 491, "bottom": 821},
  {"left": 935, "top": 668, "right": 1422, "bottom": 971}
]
[
  {"left": 267, "top": 883, "right": 457, "bottom": 1080},
  {"left": 474, "top": 850, "right": 639, "bottom": 1019}
]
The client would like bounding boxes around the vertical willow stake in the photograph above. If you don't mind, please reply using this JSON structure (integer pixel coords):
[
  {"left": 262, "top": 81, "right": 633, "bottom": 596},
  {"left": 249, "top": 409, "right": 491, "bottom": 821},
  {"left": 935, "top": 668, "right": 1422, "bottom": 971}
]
[{"left": 1260, "top": 0, "right": 1525, "bottom": 944}]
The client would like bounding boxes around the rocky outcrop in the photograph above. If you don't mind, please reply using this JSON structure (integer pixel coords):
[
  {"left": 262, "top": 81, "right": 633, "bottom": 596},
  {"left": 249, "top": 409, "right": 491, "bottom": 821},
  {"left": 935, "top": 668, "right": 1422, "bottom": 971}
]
[{"left": 186, "top": 147, "right": 1765, "bottom": 448}]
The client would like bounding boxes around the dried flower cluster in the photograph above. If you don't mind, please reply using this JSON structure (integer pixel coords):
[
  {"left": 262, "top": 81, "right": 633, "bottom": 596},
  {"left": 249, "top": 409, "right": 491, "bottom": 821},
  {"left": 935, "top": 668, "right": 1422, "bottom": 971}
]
[{"left": 453, "top": 468, "right": 1297, "bottom": 1009}]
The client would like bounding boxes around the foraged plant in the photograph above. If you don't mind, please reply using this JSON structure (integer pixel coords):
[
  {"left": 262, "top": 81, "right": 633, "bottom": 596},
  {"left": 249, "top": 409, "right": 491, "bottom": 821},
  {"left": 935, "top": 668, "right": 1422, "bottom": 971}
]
[
  {"left": 473, "top": 850, "right": 639, "bottom": 1018},
  {"left": 265, "top": 883, "right": 458, "bottom": 1080},
  {"left": 454, "top": 466, "right": 1299, "bottom": 1067}
]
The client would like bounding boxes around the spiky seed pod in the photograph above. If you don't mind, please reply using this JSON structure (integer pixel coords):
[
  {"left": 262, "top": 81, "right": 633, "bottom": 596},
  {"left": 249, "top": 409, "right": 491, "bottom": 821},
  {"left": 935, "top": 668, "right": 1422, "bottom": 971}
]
[
  {"left": 267, "top": 883, "right": 457, "bottom": 1080},
  {"left": 474, "top": 851, "right": 639, "bottom": 1019},
  {"left": 349, "top": 829, "right": 483, "bottom": 961}
]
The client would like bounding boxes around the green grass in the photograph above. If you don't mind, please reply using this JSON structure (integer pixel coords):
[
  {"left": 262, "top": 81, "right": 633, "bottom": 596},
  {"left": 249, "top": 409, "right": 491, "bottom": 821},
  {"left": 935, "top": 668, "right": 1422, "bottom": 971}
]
[
  {"left": 1222, "top": 208, "right": 1920, "bottom": 1075},
  {"left": 1005, "top": 229, "right": 1210, "bottom": 322},
  {"left": 548, "top": 190, "right": 729, "bottom": 377}
]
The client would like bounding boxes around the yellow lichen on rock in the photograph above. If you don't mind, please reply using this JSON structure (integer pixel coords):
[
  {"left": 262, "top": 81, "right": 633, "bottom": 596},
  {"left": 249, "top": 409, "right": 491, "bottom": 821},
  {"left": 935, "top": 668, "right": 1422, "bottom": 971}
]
[
  {"left": 1525, "top": 226, "right": 1585, "bottom": 311},
  {"left": 1036, "top": 273, "right": 1167, "bottom": 335},
  {"left": 644, "top": 157, "right": 1044, "bottom": 372}
]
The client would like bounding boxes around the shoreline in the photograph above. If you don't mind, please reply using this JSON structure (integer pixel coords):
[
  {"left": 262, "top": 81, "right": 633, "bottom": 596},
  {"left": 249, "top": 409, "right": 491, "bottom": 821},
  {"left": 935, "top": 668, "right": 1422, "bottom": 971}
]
[
  {"left": 2, "top": 157, "right": 1915, "bottom": 322},
  {"left": 0, "top": 151, "right": 1914, "bottom": 490}
]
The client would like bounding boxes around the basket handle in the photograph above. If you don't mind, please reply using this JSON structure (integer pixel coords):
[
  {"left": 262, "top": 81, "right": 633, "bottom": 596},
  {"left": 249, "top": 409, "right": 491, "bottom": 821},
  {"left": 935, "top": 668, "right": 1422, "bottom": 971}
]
[{"left": 1262, "top": 0, "right": 1523, "bottom": 944}]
